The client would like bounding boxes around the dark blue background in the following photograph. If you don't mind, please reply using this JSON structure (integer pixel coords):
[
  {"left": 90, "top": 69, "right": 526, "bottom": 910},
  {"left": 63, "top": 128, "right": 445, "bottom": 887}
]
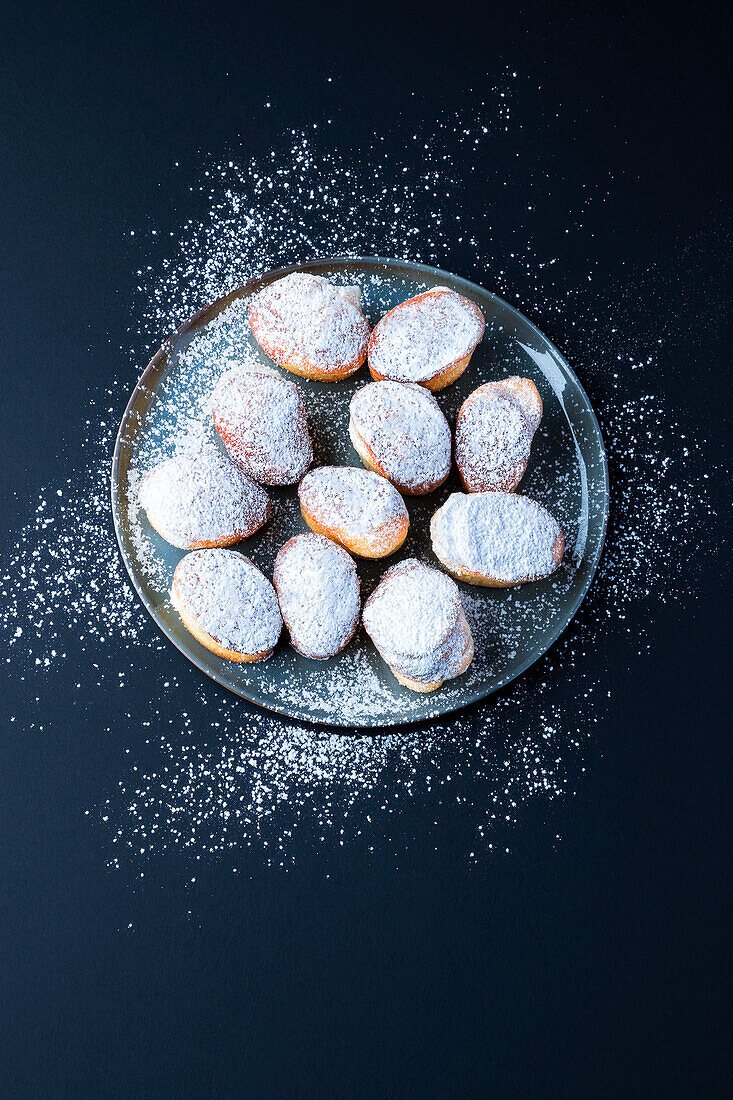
[{"left": 1, "top": 2, "right": 731, "bottom": 1096}]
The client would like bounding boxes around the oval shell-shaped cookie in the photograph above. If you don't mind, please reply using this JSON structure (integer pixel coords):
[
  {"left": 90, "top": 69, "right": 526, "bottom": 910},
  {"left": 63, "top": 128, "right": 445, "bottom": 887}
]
[
  {"left": 171, "top": 549, "right": 282, "bottom": 662},
  {"left": 368, "top": 287, "right": 485, "bottom": 391},
  {"left": 248, "top": 273, "right": 370, "bottom": 381},
  {"left": 430, "top": 491, "right": 564, "bottom": 587},
  {"left": 455, "top": 377, "right": 542, "bottom": 493},
  {"left": 273, "top": 533, "right": 360, "bottom": 659},
  {"left": 298, "top": 466, "right": 408, "bottom": 559},
  {"left": 362, "top": 558, "right": 473, "bottom": 691},
  {"left": 137, "top": 444, "right": 271, "bottom": 550},
  {"left": 211, "top": 363, "right": 313, "bottom": 486},
  {"left": 349, "top": 381, "right": 451, "bottom": 495}
]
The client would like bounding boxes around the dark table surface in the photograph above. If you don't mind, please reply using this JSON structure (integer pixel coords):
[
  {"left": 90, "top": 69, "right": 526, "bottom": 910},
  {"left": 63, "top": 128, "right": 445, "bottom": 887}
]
[{"left": 1, "top": 2, "right": 731, "bottom": 1096}]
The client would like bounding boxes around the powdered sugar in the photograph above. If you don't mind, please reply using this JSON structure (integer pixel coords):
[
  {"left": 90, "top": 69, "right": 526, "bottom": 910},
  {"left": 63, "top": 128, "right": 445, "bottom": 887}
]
[
  {"left": 362, "top": 558, "right": 470, "bottom": 683},
  {"left": 298, "top": 465, "right": 408, "bottom": 543},
  {"left": 369, "top": 287, "right": 485, "bottom": 383},
  {"left": 172, "top": 549, "right": 281, "bottom": 658},
  {"left": 249, "top": 272, "right": 370, "bottom": 378},
  {"left": 501, "top": 377, "right": 542, "bottom": 432},
  {"left": 455, "top": 383, "right": 533, "bottom": 493},
  {"left": 0, "top": 89, "right": 726, "bottom": 889},
  {"left": 211, "top": 363, "right": 312, "bottom": 485},
  {"left": 273, "top": 533, "right": 360, "bottom": 659},
  {"left": 350, "top": 381, "right": 451, "bottom": 493},
  {"left": 129, "top": 297, "right": 260, "bottom": 504},
  {"left": 137, "top": 441, "right": 271, "bottom": 549},
  {"left": 432, "top": 492, "right": 563, "bottom": 584}
]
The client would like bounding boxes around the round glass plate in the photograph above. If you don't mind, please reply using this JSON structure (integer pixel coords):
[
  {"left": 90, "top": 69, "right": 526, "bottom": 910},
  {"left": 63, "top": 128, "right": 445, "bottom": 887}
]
[{"left": 112, "top": 258, "right": 609, "bottom": 728}]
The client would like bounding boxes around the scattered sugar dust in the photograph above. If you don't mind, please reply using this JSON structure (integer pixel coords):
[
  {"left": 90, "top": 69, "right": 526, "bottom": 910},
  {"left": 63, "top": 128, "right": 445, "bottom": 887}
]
[{"left": 0, "top": 86, "right": 727, "bottom": 882}]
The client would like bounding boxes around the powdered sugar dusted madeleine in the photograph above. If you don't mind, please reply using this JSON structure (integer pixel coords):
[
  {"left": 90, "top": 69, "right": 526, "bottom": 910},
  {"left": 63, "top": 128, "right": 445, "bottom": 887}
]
[
  {"left": 368, "top": 286, "right": 485, "bottom": 391},
  {"left": 430, "top": 492, "right": 564, "bottom": 587},
  {"left": 455, "top": 377, "right": 542, "bottom": 493},
  {"left": 137, "top": 443, "right": 271, "bottom": 550},
  {"left": 298, "top": 466, "right": 408, "bottom": 559},
  {"left": 248, "top": 273, "right": 370, "bottom": 381},
  {"left": 273, "top": 533, "right": 360, "bottom": 659},
  {"left": 171, "top": 549, "right": 282, "bottom": 663},
  {"left": 349, "top": 380, "right": 451, "bottom": 495},
  {"left": 362, "top": 559, "right": 473, "bottom": 692},
  {"left": 211, "top": 363, "right": 312, "bottom": 486}
]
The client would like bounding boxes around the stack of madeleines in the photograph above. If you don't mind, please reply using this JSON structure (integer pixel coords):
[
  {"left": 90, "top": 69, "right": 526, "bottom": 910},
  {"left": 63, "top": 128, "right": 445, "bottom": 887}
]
[{"left": 138, "top": 273, "right": 565, "bottom": 692}]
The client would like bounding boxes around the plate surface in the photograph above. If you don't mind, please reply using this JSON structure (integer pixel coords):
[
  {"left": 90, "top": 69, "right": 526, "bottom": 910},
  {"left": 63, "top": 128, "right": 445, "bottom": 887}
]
[{"left": 112, "top": 258, "right": 608, "bottom": 728}]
